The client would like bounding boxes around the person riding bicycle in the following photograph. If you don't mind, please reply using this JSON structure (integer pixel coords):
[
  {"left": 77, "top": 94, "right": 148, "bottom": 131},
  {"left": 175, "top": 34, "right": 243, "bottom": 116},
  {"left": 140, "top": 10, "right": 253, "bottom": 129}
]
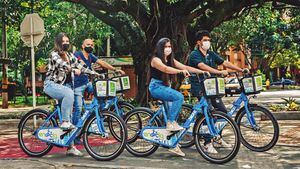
[
  {"left": 149, "top": 37, "right": 208, "bottom": 156},
  {"left": 43, "top": 32, "right": 98, "bottom": 156},
  {"left": 188, "top": 30, "right": 248, "bottom": 153},
  {"left": 73, "top": 38, "right": 125, "bottom": 144},
  {"left": 188, "top": 30, "right": 248, "bottom": 113}
]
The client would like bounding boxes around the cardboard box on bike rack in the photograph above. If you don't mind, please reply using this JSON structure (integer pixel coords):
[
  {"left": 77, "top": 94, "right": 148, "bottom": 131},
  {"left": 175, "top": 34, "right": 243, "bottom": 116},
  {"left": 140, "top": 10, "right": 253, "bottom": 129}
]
[
  {"left": 241, "top": 75, "right": 263, "bottom": 95},
  {"left": 94, "top": 79, "right": 117, "bottom": 98},
  {"left": 112, "top": 75, "right": 131, "bottom": 93},
  {"left": 203, "top": 77, "right": 225, "bottom": 98}
]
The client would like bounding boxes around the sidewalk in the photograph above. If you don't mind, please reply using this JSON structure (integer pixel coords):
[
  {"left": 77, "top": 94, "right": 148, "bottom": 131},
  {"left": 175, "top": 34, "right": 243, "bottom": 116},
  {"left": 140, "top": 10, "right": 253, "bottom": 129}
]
[{"left": 0, "top": 105, "right": 49, "bottom": 119}]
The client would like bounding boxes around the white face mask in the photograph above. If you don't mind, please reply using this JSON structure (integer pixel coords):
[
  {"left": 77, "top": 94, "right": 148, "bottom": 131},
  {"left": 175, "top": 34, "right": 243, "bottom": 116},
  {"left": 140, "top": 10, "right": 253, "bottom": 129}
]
[
  {"left": 202, "top": 41, "right": 211, "bottom": 51},
  {"left": 164, "top": 47, "right": 172, "bottom": 56}
]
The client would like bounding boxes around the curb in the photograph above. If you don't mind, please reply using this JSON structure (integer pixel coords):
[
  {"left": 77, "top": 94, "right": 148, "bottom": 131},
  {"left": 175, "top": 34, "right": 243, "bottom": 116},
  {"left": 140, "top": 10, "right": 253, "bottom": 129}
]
[
  {"left": 272, "top": 111, "right": 300, "bottom": 120},
  {"left": 0, "top": 105, "right": 49, "bottom": 119},
  {"left": 0, "top": 112, "right": 24, "bottom": 119}
]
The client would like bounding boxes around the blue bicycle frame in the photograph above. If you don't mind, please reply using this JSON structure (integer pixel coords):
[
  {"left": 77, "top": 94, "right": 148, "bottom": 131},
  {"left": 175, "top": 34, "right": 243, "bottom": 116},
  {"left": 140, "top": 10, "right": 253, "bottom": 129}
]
[
  {"left": 226, "top": 92, "right": 257, "bottom": 127},
  {"left": 143, "top": 97, "right": 220, "bottom": 148},
  {"left": 36, "top": 97, "right": 107, "bottom": 147},
  {"left": 83, "top": 95, "right": 126, "bottom": 118}
]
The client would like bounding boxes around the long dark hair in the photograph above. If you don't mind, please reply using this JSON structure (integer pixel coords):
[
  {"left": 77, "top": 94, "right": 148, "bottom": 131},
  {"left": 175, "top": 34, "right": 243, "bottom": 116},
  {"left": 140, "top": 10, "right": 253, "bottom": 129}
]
[
  {"left": 53, "top": 32, "right": 69, "bottom": 61},
  {"left": 153, "top": 37, "right": 176, "bottom": 85}
]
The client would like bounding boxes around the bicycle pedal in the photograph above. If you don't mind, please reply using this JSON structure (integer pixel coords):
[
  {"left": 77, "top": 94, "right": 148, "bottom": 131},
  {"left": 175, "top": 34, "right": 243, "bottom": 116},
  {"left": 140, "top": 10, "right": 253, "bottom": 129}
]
[{"left": 101, "top": 133, "right": 109, "bottom": 138}]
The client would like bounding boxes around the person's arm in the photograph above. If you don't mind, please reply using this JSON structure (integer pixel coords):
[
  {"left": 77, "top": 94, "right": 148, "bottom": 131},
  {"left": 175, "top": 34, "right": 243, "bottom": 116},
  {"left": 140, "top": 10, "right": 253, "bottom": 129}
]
[
  {"left": 96, "top": 59, "right": 115, "bottom": 71},
  {"left": 222, "top": 61, "right": 243, "bottom": 72},
  {"left": 71, "top": 54, "right": 97, "bottom": 75},
  {"left": 197, "top": 62, "right": 225, "bottom": 75},
  {"left": 96, "top": 59, "right": 125, "bottom": 74},
  {"left": 173, "top": 59, "right": 205, "bottom": 74},
  {"left": 151, "top": 57, "right": 182, "bottom": 74}
]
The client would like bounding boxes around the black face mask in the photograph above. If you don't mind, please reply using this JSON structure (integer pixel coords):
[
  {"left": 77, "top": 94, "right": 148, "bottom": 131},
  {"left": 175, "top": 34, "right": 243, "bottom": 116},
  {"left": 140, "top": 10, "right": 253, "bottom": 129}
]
[
  {"left": 84, "top": 46, "right": 93, "bottom": 53},
  {"left": 62, "top": 44, "right": 69, "bottom": 51}
]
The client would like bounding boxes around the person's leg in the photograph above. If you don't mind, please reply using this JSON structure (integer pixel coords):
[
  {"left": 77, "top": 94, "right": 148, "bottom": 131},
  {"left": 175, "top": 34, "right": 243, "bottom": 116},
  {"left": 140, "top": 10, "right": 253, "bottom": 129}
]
[
  {"left": 149, "top": 79, "right": 184, "bottom": 122},
  {"left": 44, "top": 80, "right": 74, "bottom": 122},
  {"left": 86, "top": 82, "right": 94, "bottom": 93},
  {"left": 73, "top": 85, "right": 87, "bottom": 125}
]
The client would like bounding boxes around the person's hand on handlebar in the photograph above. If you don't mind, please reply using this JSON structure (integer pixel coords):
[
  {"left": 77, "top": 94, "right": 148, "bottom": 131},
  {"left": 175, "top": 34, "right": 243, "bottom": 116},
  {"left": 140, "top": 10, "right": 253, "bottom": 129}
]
[
  {"left": 242, "top": 68, "right": 250, "bottom": 74},
  {"left": 203, "top": 71, "right": 211, "bottom": 77},
  {"left": 180, "top": 69, "right": 190, "bottom": 77},
  {"left": 219, "top": 70, "right": 228, "bottom": 76},
  {"left": 114, "top": 69, "right": 125, "bottom": 75}
]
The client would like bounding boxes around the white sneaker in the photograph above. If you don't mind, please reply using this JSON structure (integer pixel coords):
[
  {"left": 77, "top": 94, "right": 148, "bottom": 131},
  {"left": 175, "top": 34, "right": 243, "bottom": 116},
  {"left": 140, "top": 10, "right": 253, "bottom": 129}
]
[
  {"left": 61, "top": 121, "right": 75, "bottom": 130},
  {"left": 204, "top": 143, "right": 218, "bottom": 154},
  {"left": 213, "top": 138, "right": 231, "bottom": 148},
  {"left": 166, "top": 121, "right": 184, "bottom": 131},
  {"left": 66, "top": 146, "right": 83, "bottom": 156},
  {"left": 168, "top": 145, "right": 185, "bottom": 157}
]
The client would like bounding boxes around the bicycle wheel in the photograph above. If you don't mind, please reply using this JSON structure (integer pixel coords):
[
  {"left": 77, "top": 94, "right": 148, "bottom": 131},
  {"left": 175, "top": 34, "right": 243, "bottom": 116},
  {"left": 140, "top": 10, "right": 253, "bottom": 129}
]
[
  {"left": 236, "top": 105, "right": 279, "bottom": 152},
  {"left": 18, "top": 109, "right": 56, "bottom": 157},
  {"left": 194, "top": 111, "right": 240, "bottom": 164},
  {"left": 83, "top": 111, "right": 127, "bottom": 161},
  {"left": 178, "top": 104, "right": 195, "bottom": 148},
  {"left": 124, "top": 108, "right": 161, "bottom": 157},
  {"left": 109, "top": 101, "right": 134, "bottom": 141},
  {"left": 110, "top": 101, "right": 134, "bottom": 118}
]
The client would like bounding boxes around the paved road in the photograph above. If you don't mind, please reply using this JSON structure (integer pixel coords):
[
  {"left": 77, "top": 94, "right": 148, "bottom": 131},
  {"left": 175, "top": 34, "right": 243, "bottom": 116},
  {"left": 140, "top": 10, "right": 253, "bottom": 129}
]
[{"left": 0, "top": 119, "right": 299, "bottom": 169}]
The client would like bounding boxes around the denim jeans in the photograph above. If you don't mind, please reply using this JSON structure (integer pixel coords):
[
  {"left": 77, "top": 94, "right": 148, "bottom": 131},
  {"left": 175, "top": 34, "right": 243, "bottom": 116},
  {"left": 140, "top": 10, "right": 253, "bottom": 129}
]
[
  {"left": 44, "top": 80, "right": 74, "bottom": 122},
  {"left": 149, "top": 78, "right": 184, "bottom": 122},
  {"left": 73, "top": 82, "right": 93, "bottom": 125}
]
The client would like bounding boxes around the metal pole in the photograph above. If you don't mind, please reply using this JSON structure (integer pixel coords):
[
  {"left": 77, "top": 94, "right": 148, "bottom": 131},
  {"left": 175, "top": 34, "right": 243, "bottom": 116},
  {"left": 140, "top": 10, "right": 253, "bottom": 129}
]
[
  {"left": 106, "top": 36, "right": 111, "bottom": 57},
  {"left": 1, "top": 0, "right": 8, "bottom": 109},
  {"left": 30, "top": 16, "right": 36, "bottom": 109},
  {"left": 31, "top": 0, "right": 34, "bottom": 13}
]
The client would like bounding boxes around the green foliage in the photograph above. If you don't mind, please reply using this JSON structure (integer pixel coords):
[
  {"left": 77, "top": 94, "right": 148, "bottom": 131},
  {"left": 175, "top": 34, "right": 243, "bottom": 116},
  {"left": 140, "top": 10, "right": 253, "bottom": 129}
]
[
  {"left": 281, "top": 97, "right": 300, "bottom": 111},
  {"left": 211, "top": 4, "right": 300, "bottom": 70},
  {"left": 270, "top": 104, "right": 285, "bottom": 112},
  {"left": 36, "top": 57, "right": 48, "bottom": 68},
  {"left": 1, "top": 0, "right": 112, "bottom": 83}
]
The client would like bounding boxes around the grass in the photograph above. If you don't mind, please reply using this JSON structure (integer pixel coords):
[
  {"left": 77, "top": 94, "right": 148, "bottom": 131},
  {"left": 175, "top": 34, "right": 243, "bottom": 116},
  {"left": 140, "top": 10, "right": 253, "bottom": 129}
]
[{"left": 0, "top": 95, "right": 49, "bottom": 108}]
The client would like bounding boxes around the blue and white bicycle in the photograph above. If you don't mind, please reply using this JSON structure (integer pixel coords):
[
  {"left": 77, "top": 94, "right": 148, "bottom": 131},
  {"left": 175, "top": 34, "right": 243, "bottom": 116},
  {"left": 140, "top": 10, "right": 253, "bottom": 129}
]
[
  {"left": 124, "top": 73, "right": 240, "bottom": 164},
  {"left": 18, "top": 74, "right": 128, "bottom": 161},
  {"left": 179, "top": 72, "right": 279, "bottom": 152}
]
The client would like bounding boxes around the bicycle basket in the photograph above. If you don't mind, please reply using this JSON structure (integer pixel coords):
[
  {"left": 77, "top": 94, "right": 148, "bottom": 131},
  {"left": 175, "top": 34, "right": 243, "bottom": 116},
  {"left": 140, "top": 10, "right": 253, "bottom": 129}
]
[
  {"left": 94, "top": 79, "right": 117, "bottom": 98},
  {"left": 203, "top": 77, "right": 225, "bottom": 97},
  {"left": 241, "top": 75, "right": 263, "bottom": 94},
  {"left": 112, "top": 75, "right": 131, "bottom": 92}
]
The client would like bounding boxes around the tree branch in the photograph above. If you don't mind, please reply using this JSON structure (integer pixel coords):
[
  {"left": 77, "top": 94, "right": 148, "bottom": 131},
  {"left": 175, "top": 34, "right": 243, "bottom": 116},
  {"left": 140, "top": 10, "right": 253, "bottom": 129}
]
[
  {"left": 173, "top": 0, "right": 205, "bottom": 15},
  {"left": 66, "top": 0, "right": 151, "bottom": 31},
  {"left": 275, "top": 0, "right": 300, "bottom": 7},
  {"left": 81, "top": 4, "right": 143, "bottom": 45}
]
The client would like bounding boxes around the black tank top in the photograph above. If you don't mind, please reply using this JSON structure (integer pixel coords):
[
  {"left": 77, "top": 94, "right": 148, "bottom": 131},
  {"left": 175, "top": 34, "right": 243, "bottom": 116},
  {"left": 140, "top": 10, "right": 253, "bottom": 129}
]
[{"left": 150, "top": 57, "right": 172, "bottom": 81}]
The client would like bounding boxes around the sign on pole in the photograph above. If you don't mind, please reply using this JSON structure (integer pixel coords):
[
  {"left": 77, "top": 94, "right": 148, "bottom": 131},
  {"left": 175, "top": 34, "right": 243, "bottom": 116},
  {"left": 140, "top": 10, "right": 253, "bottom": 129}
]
[{"left": 20, "top": 13, "right": 45, "bottom": 109}]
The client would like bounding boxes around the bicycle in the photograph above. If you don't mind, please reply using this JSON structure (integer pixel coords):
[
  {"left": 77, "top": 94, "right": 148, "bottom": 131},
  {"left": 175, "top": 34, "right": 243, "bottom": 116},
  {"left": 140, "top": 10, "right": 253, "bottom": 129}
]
[
  {"left": 179, "top": 72, "right": 279, "bottom": 152},
  {"left": 18, "top": 74, "right": 128, "bottom": 161},
  {"left": 124, "top": 73, "right": 241, "bottom": 164}
]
